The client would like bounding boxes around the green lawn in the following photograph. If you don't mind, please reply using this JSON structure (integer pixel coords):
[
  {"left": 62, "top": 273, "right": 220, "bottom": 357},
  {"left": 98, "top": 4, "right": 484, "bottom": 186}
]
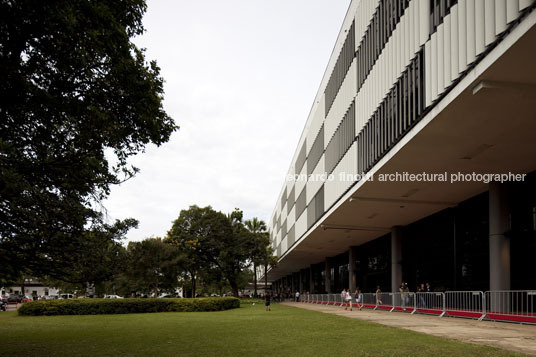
[{"left": 0, "top": 302, "right": 522, "bottom": 356}]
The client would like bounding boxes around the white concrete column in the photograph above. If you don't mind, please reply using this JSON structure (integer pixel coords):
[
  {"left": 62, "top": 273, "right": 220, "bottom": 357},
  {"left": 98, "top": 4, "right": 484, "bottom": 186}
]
[
  {"left": 489, "top": 182, "right": 510, "bottom": 290},
  {"left": 391, "top": 226, "right": 403, "bottom": 293}
]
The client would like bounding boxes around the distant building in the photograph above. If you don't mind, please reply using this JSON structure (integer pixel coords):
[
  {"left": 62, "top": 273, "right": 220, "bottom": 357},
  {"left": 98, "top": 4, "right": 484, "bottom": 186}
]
[{"left": 2, "top": 278, "right": 59, "bottom": 298}]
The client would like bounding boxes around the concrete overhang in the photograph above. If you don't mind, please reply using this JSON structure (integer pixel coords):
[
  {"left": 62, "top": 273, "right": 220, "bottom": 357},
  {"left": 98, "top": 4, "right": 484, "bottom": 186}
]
[{"left": 268, "top": 12, "right": 536, "bottom": 281}]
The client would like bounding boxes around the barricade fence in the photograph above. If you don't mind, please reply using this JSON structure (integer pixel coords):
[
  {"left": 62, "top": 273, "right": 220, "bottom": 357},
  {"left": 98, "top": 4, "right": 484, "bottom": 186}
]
[
  {"left": 298, "top": 290, "right": 536, "bottom": 324},
  {"left": 484, "top": 290, "right": 536, "bottom": 324}
]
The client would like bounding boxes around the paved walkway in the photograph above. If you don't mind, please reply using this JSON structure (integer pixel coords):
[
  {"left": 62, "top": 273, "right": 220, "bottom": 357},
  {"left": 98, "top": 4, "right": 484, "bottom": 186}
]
[{"left": 282, "top": 302, "right": 536, "bottom": 355}]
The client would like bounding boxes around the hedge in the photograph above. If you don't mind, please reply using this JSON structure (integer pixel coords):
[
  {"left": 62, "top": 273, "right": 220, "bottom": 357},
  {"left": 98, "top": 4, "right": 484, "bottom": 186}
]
[{"left": 18, "top": 297, "right": 240, "bottom": 316}]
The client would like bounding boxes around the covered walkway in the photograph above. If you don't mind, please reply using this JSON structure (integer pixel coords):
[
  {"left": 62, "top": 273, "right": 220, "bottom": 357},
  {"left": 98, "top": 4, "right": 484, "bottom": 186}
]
[{"left": 282, "top": 301, "right": 536, "bottom": 355}]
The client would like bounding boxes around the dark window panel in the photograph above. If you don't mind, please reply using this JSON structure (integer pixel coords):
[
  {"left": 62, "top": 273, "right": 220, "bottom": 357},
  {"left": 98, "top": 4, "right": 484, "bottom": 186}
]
[
  {"left": 287, "top": 186, "right": 295, "bottom": 214},
  {"left": 288, "top": 225, "right": 295, "bottom": 247},
  {"left": 296, "top": 188, "right": 307, "bottom": 219},
  {"left": 325, "top": 21, "right": 356, "bottom": 116},
  {"left": 296, "top": 140, "right": 307, "bottom": 174},
  {"left": 315, "top": 185, "right": 325, "bottom": 222},
  {"left": 307, "top": 196, "right": 316, "bottom": 230},
  {"left": 307, "top": 125, "right": 324, "bottom": 176},
  {"left": 281, "top": 187, "right": 287, "bottom": 211},
  {"left": 356, "top": 48, "right": 426, "bottom": 177}
]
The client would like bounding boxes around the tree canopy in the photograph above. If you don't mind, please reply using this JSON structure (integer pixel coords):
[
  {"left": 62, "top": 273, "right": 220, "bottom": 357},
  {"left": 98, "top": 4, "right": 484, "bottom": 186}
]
[
  {"left": 166, "top": 206, "right": 257, "bottom": 297},
  {"left": 0, "top": 0, "right": 177, "bottom": 282}
]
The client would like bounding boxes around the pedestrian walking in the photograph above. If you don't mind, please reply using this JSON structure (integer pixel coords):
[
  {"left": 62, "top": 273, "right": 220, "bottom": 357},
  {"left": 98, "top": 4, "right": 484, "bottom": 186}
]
[
  {"left": 399, "top": 281, "right": 409, "bottom": 311},
  {"left": 418, "top": 283, "right": 427, "bottom": 308},
  {"left": 345, "top": 288, "right": 352, "bottom": 311},
  {"left": 354, "top": 287, "right": 363, "bottom": 310},
  {"left": 375, "top": 285, "right": 383, "bottom": 306},
  {"left": 265, "top": 294, "right": 271, "bottom": 311},
  {"left": 340, "top": 289, "right": 347, "bottom": 308}
]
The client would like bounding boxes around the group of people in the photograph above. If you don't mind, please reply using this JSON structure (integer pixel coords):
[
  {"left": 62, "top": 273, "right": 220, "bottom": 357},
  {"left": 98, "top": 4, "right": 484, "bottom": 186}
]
[
  {"left": 399, "top": 281, "right": 432, "bottom": 309},
  {"left": 339, "top": 288, "right": 364, "bottom": 311},
  {"left": 265, "top": 281, "right": 434, "bottom": 312}
]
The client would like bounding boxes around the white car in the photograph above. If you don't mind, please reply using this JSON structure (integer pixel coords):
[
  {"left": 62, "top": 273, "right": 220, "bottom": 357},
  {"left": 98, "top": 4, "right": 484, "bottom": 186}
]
[{"left": 104, "top": 295, "right": 123, "bottom": 299}]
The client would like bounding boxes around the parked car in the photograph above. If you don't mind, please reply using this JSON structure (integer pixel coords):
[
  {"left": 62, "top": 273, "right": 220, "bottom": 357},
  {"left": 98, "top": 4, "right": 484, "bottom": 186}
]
[
  {"left": 60, "top": 294, "right": 74, "bottom": 299},
  {"left": 22, "top": 296, "right": 33, "bottom": 303},
  {"left": 45, "top": 295, "right": 58, "bottom": 300},
  {"left": 104, "top": 295, "right": 123, "bottom": 299},
  {"left": 158, "top": 294, "right": 180, "bottom": 298},
  {"left": 7, "top": 294, "right": 21, "bottom": 303}
]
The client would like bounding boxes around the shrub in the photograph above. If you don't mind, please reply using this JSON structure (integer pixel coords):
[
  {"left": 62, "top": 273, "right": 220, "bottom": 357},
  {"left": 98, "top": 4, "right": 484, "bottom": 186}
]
[{"left": 18, "top": 297, "right": 240, "bottom": 316}]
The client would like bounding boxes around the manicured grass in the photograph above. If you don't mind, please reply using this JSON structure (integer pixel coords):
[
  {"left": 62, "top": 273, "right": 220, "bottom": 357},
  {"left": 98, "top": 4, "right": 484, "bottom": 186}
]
[{"left": 0, "top": 303, "right": 522, "bottom": 356}]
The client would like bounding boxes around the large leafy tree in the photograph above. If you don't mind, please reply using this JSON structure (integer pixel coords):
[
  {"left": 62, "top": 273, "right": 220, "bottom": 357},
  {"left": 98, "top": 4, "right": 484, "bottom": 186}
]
[
  {"left": 57, "top": 218, "right": 135, "bottom": 287},
  {"left": 165, "top": 206, "right": 220, "bottom": 297},
  {"left": 0, "top": 0, "right": 177, "bottom": 281},
  {"left": 122, "top": 237, "right": 182, "bottom": 296},
  {"left": 167, "top": 206, "right": 255, "bottom": 297}
]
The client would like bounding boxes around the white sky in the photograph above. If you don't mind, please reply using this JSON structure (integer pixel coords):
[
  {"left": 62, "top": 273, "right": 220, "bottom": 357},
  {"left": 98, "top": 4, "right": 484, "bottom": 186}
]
[{"left": 104, "top": 0, "right": 352, "bottom": 241}]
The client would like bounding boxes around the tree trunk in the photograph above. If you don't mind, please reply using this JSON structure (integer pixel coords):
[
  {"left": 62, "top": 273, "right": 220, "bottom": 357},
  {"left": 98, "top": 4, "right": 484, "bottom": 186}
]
[
  {"left": 229, "top": 279, "right": 239, "bottom": 298},
  {"left": 264, "top": 263, "right": 268, "bottom": 296},
  {"left": 191, "top": 272, "right": 196, "bottom": 298},
  {"left": 253, "top": 262, "right": 258, "bottom": 297}
]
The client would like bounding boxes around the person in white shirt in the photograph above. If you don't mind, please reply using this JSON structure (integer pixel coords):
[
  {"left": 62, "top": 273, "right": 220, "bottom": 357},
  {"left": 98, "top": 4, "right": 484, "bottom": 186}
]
[
  {"left": 295, "top": 291, "right": 300, "bottom": 302},
  {"left": 340, "top": 289, "right": 347, "bottom": 308},
  {"left": 345, "top": 288, "right": 353, "bottom": 311}
]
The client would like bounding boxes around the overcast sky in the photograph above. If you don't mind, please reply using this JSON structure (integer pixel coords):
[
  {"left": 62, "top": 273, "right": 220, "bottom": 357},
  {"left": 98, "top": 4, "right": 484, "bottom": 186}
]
[{"left": 104, "top": 0, "right": 352, "bottom": 241}]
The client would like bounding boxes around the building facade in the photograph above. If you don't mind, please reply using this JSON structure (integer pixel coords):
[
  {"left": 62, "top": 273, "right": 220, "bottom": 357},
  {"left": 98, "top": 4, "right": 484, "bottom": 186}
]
[{"left": 267, "top": 0, "right": 536, "bottom": 295}]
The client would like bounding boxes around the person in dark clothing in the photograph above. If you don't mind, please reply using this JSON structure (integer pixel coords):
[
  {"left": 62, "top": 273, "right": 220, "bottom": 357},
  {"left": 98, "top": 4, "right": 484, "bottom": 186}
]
[
  {"left": 265, "top": 294, "right": 271, "bottom": 311},
  {"left": 418, "top": 283, "right": 427, "bottom": 308}
]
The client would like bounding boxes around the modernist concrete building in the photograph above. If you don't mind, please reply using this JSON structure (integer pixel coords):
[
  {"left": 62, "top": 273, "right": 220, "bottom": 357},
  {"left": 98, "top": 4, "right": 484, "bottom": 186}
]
[{"left": 267, "top": 0, "right": 536, "bottom": 295}]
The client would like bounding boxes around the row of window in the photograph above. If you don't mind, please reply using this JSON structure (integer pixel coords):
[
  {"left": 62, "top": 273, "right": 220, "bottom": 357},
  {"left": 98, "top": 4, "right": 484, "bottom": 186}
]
[
  {"left": 295, "top": 140, "right": 307, "bottom": 176},
  {"left": 357, "top": 49, "right": 425, "bottom": 174},
  {"left": 307, "top": 185, "right": 325, "bottom": 230},
  {"left": 287, "top": 225, "right": 296, "bottom": 247},
  {"left": 430, "top": 0, "right": 458, "bottom": 34},
  {"left": 307, "top": 125, "right": 324, "bottom": 176},
  {"left": 356, "top": 0, "right": 412, "bottom": 95},
  {"left": 295, "top": 186, "right": 307, "bottom": 219},
  {"left": 325, "top": 101, "right": 356, "bottom": 175},
  {"left": 325, "top": 21, "right": 355, "bottom": 117},
  {"left": 287, "top": 186, "right": 295, "bottom": 214},
  {"left": 280, "top": 187, "right": 287, "bottom": 211},
  {"left": 274, "top": 50, "right": 424, "bottom": 252}
]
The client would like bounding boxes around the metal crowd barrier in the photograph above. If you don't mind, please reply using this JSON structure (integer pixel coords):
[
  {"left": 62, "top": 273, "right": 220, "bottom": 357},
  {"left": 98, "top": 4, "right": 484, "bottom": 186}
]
[
  {"left": 415, "top": 292, "right": 446, "bottom": 316},
  {"left": 484, "top": 290, "right": 536, "bottom": 324},
  {"left": 296, "top": 290, "right": 535, "bottom": 324},
  {"left": 444, "top": 291, "right": 485, "bottom": 319},
  {"left": 391, "top": 292, "right": 416, "bottom": 313}
]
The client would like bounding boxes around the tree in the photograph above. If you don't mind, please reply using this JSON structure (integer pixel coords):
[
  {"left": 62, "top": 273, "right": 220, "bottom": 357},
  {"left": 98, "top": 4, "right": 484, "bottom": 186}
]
[
  {"left": 263, "top": 252, "right": 278, "bottom": 296},
  {"left": 167, "top": 206, "right": 255, "bottom": 297},
  {"left": 51, "top": 219, "right": 135, "bottom": 292},
  {"left": 245, "top": 218, "right": 267, "bottom": 297},
  {"left": 0, "top": 0, "right": 177, "bottom": 281},
  {"left": 165, "top": 206, "right": 222, "bottom": 297},
  {"left": 123, "top": 238, "right": 182, "bottom": 296}
]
